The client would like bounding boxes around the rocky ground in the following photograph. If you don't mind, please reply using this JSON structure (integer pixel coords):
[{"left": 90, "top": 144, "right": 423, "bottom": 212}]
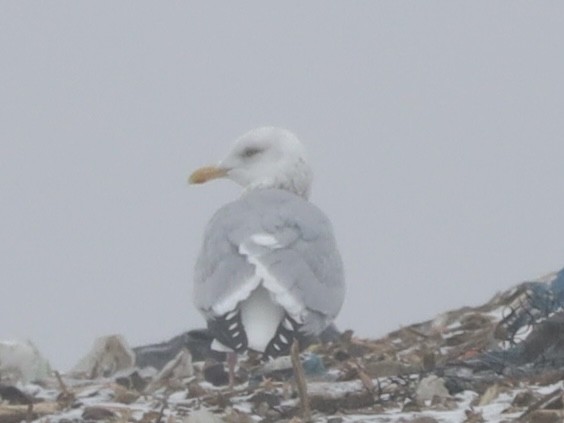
[{"left": 2, "top": 268, "right": 564, "bottom": 423}]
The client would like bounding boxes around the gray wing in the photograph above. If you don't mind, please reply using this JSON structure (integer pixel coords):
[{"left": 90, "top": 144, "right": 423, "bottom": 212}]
[{"left": 193, "top": 189, "right": 345, "bottom": 334}]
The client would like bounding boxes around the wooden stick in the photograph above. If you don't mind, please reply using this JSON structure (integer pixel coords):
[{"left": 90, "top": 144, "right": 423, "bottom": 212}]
[
  {"left": 54, "top": 370, "right": 75, "bottom": 405},
  {"left": 26, "top": 403, "right": 33, "bottom": 423},
  {"left": 291, "top": 340, "right": 311, "bottom": 422},
  {"left": 518, "top": 388, "right": 562, "bottom": 421},
  {"left": 226, "top": 351, "right": 237, "bottom": 390},
  {"left": 54, "top": 370, "right": 70, "bottom": 397},
  {"left": 155, "top": 397, "right": 168, "bottom": 423},
  {"left": 353, "top": 359, "right": 375, "bottom": 393},
  {"left": 0, "top": 402, "right": 59, "bottom": 423}
]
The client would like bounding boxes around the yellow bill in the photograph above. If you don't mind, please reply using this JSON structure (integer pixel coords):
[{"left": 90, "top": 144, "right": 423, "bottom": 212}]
[{"left": 188, "top": 165, "right": 228, "bottom": 184}]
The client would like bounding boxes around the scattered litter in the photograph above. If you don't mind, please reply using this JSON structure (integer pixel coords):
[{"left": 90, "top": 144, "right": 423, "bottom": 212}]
[
  {"left": 145, "top": 348, "right": 194, "bottom": 393},
  {"left": 70, "top": 334, "right": 135, "bottom": 379},
  {"left": 415, "top": 375, "right": 450, "bottom": 404},
  {"left": 0, "top": 340, "right": 51, "bottom": 384},
  {"left": 2, "top": 267, "right": 564, "bottom": 422}
]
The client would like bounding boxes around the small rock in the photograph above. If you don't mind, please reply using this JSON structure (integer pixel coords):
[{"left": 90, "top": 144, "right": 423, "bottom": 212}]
[
  {"left": 422, "top": 351, "right": 436, "bottom": 372},
  {"left": 310, "top": 391, "right": 375, "bottom": 414},
  {"left": 203, "top": 361, "right": 229, "bottom": 386},
  {"left": 512, "top": 390, "right": 537, "bottom": 407},
  {"left": 187, "top": 381, "right": 208, "bottom": 398},
  {"left": 115, "top": 370, "right": 148, "bottom": 392},
  {"left": 111, "top": 384, "right": 139, "bottom": 404},
  {"left": 0, "top": 384, "right": 32, "bottom": 405},
  {"left": 430, "top": 395, "right": 458, "bottom": 410},
  {"left": 249, "top": 391, "right": 281, "bottom": 407},
  {"left": 265, "top": 409, "right": 282, "bottom": 420},
  {"left": 463, "top": 408, "right": 485, "bottom": 423},
  {"left": 204, "top": 391, "right": 232, "bottom": 409},
  {"left": 82, "top": 406, "right": 117, "bottom": 420},
  {"left": 402, "top": 400, "right": 421, "bottom": 412},
  {"left": 333, "top": 349, "right": 350, "bottom": 361}
]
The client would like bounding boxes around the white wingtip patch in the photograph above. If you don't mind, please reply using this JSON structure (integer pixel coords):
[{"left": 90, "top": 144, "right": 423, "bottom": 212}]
[
  {"left": 250, "top": 233, "right": 281, "bottom": 248},
  {"left": 211, "top": 339, "right": 234, "bottom": 353},
  {"left": 239, "top": 236, "right": 306, "bottom": 324},
  {"left": 210, "top": 234, "right": 280, "bottom": 317},
  {"left": 212, "top": 276, "right": 261, "bottom": 316}
]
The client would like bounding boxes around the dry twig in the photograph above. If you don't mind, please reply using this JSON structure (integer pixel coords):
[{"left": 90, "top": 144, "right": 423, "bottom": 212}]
[{"left": 291, "top": 340, "right": 311, "bottom": 422}]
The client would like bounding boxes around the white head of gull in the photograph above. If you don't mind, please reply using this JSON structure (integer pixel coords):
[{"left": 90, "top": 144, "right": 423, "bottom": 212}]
[
  {"left": 190, "top": 126, "right": 313, "bottom": 199},
  {"left": 189, "top": 127, "right": 345, "bottom": 385}
]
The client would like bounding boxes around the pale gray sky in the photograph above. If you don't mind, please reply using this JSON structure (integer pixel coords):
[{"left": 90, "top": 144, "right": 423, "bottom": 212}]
[{"left": 1, "top": 2, "right": 563, "bottom": 371}]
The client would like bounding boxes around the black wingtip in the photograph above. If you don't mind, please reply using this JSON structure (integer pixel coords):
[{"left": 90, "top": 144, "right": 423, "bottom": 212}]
[
  {"left": 208, "top": 309, "right": 248, "bottom": 353},
  {"left": 263, "top": 314, "right": 301, "bottom": 359}
]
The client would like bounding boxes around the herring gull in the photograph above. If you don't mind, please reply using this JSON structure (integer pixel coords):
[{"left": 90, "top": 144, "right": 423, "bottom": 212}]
[{"left": 189, "top": 127, "right": 345, "bottom": 368}]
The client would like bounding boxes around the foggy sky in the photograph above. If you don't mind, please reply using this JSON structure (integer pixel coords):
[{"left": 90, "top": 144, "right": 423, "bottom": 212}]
[{"left": 1, "top": 2, "right": 563, "bottom": 370}]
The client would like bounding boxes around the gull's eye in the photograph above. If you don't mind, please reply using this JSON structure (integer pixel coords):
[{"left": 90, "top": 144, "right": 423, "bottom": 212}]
[{"left": 241, "top": 147, "right": 262, "bottom": 158}]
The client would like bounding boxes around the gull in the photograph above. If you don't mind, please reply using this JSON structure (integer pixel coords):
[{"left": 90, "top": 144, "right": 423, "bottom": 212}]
[{"left": 189, "top": 127, "right": 345, "bottom": 409}]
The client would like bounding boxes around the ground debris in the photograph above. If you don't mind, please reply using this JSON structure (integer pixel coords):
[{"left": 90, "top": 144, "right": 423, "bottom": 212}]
[
  {"left": 0, "top": 401, "right": 59, "bottom": 423},
  {"left": 0, "top": 384, "right": 32, "bottom": 405},
  {"left": 0, "top": 340, "right": 52, "bottom": 384},
  {"left": 82, "top": 405, "right": 119, "bottom": 420},
  {"left": 145, "top": 348, "right": 194, "bottom": 393},
  {"left": 5, "top": 267, "right": 564, "bottom": 422},
  {"left": 415, "top": 375, "right": 450, "bottom": 404},
  {"left": 463, "top": 407, "right": 485, "bottom": 423},
  {"left": 310, "top": 390, "right": 375, "bottom": 414},
  {"left": 70, "top": 335, "right": 135, "bottom": 379},
  {"left": 518, "top": 388, "right": 563, "bottom": 421}
]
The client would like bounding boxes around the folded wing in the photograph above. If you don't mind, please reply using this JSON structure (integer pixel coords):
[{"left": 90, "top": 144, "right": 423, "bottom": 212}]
[{"left": 193, "top": 189, "right": 345, "bottom": 335}]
